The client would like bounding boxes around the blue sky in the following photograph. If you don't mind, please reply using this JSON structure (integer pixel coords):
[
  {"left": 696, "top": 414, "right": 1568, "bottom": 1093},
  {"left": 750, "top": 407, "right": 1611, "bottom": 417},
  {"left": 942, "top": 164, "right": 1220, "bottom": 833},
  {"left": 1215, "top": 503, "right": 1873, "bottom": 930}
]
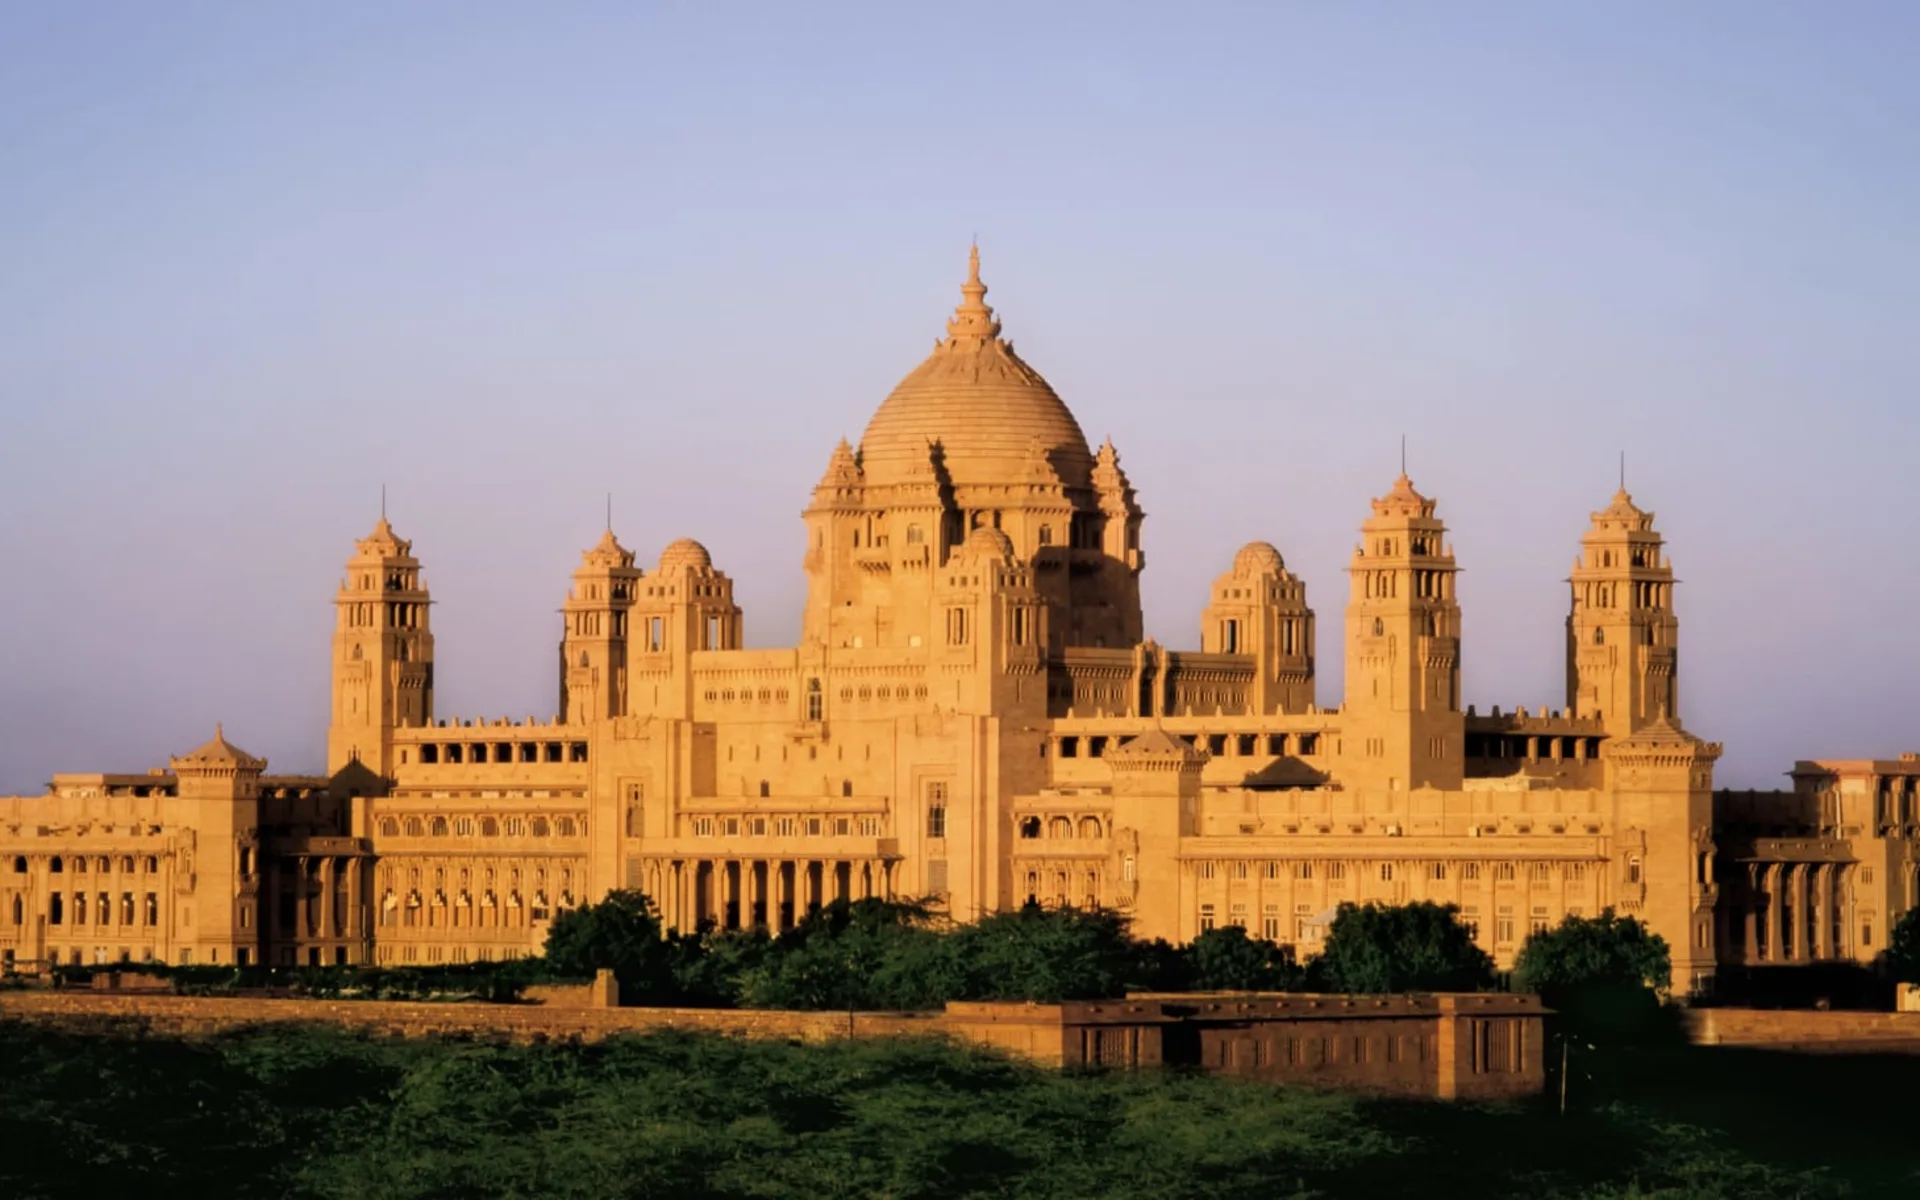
[{"left": 2, "top": 2, "right": 1916, "bottom": 790}]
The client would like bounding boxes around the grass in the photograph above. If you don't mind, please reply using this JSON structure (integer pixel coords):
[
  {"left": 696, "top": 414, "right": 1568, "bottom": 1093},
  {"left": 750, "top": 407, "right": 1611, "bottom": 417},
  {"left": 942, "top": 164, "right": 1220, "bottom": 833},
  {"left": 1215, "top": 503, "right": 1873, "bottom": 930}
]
[{"left": 0, "top": 1020, "right": 1913, "bottom": 1198}]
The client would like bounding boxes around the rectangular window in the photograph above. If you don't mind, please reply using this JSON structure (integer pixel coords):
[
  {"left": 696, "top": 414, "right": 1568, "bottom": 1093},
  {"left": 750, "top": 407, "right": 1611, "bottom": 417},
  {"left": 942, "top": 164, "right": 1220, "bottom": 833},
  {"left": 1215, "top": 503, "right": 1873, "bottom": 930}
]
[
  {"left": 1263, "top": 904, "right": 1281, "bottom": 941},
  {"left": 1496, "top": 906, "right": 1515, "bottom": 944},
  {"left": 1462, "top": 906, "right": 1480, "bottom": 938},
  {"left": 1531, "top": 905, "right": 1550, "bottom": 935},
  {"left": 693, "top": 817, "right": 714, "bottom": 837},
  {"left": 648, "top": 616, "right": 664, "bottom": 652},
  {"left": 1229, "top": 902, "right": 1248, "bottom": 928},
  {"left": 776, "top": 817, "right": 797, "bottom": 837},
  {"left": 926, "top": 781, "right": 948, "bottom": 840},
  {"left": 1199, "top": 903, "right": 1216, "bottom": 933}
]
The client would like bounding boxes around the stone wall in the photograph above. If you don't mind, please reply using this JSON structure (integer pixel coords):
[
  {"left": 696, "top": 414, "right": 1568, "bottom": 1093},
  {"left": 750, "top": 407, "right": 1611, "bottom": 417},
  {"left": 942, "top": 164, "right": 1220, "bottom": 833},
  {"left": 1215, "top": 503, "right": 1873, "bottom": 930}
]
[
  {"left": 1681, "top": 1007, "right": 1920, "bottom": 1053},
  {"left": 0, "top": 991, "right": 939, "bottom": 1045}
]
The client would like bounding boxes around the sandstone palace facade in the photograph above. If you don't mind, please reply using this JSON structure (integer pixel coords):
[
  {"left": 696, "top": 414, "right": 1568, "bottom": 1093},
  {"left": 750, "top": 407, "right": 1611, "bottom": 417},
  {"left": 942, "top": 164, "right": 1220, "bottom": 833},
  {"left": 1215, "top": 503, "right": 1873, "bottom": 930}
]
[{"left": 4, "top": 251, "right": 1915, "bottom": 993}]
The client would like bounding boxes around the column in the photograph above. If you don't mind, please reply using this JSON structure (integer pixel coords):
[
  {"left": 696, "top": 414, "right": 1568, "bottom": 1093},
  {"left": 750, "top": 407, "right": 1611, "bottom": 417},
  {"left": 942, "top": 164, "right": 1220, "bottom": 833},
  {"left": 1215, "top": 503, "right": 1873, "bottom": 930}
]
[
  {"left": 1814, "top": 864, "right": 1834, "bottom": 960},
  {"left": 1742, "top": 864, "right": 1759, "bottom": 964},
  {"left": 295, "top": 856, "right": 311, "bottom": 947},
  {"left": 1792, "top": 863, "right": 1811, "bottom": 962},
  {"left": 856, "top": 861, "right": 871, "bottom": 901},
  {"left": 319, "top": 858, "right": 337, "bottom": 941},
  {"left": 1763, "top": 862, "right": 1784, "bottom": 963},
  {"left": 745, "top": 860, "right": 761, "bottom": 930}
]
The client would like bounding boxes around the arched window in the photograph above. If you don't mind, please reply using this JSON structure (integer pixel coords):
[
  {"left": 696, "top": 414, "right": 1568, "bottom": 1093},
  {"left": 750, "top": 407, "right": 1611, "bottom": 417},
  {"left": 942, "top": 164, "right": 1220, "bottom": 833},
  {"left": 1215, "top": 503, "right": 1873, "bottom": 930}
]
[
  {"left": 73, "top": 857, "right": 86, "bottom": 875},
  {"left": 118, "top": 857, "right": 133, "bottom": 873},
  {"left": 1018, "top": 816, "right": 1041, "bottom": 839},
  {"left": 556, "top": 817, "right": 576, "bottom": 838},
  {"left": 531, "top": 817, "right": 550, "bottom": 838},
  {"left": 429, "top": 817, "right": 449, "bottom": 838},
  {"left": 1048, "top": 816, "right": 1073, "bottom": 839},
  {"left": 1593, "top": 627, "right": 1605, "bottom": 645},
  {"left": 578, "top": 651, "right": 590, "bottom": 668},
  {"left": 404, "top": 817, "right": 424, "bottom": 837},
  {"left": 10, "top": 856, "right": 24, "bottom": 874},
  {"left": 49, "top": 857, "right": 63, "bottom": 874},
  {"left": 9, "top": 895, "right": 21, "bottom": 925},
  {"left": 379, "top": 818, "right": 399, "bottom": 838},
  {"left": 480, "top": 816, "right": 499, "bottom": 837},
  {"left": 352, "top": 645, "right": 363, "bottom": 661},
  {"left": 805, "top": 678, "right": 823, "bottom": 722},
  {"left": 1078, "top": 816, "right": 1102, "bottom": 839},
  {"left": 905, "top": 525, "right": 924, "bottom": 546},
  {"left": 49, "top": 894, "right": 63, "bottom": 924},
  {"left": 144, "top": 856, "right": 157, "bottom": 874},
  {"left": 1372, "top": 618, "right": 1384, "bottom": 637}
]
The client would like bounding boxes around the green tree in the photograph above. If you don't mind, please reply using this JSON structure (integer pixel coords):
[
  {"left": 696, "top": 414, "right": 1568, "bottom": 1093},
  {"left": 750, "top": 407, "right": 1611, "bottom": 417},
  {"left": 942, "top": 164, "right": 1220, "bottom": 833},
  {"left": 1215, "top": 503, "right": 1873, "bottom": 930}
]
[
  {"left": 1514, "top": 908, "right": 1669, "bottom": 1041},
  {"left": 1185, "top": 925, "right": 1305, "bottom": 991},
  {"left": 951, "top": 904, "right": 1141, "bottom": 1002},
  {"left": 1886, "top": 906, "right": 1920, "bottom": 985},
  {"left": 1310, "top": 901, "right": 1496, "bottom": 994},
  {"left": 541, "top": 889, "right": 676, "bottom": 1003},
  {"left": 740, "top": 897, "right": 959, "bottom": 1010}
]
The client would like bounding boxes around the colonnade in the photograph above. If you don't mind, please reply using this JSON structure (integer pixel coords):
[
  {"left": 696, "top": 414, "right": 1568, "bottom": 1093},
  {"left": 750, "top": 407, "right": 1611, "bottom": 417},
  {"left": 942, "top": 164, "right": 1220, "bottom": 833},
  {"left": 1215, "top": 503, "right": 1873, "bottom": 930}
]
[
  {"left": 647, "top": 857, "right": 897, "bottom": 933},
  {"left": 277, "top": 855, "right": 371, "bottom": 961},
  {"left": 1725, "top": 860, "right": 1853, "bottom": 964}
]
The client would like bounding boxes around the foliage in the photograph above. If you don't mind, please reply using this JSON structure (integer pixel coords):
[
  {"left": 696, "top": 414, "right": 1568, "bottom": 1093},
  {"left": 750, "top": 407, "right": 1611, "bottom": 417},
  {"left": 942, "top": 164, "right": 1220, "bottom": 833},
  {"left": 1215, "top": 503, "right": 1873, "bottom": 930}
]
[
  {"left": 1309, "top": 901, "right": 1497, "bottom": 994},
  {"left": 948, "top": 903, "right": 1146, "bottom": 1003},
  {"left": 1185, "top": 925, "right": 1307, "bottom": 992},
  {"left": 1885, "top": 905, "right": 1920, "bottom": 985},
  {"left": 43, "top": 959, "right": 554, "bottom": 1003},
  {"left": 0, "top": 1019, "right": 1885, "bottom": 1200},
  {"left": 1514, "top": 909, "right": 1671, "bottom": 994},
  {"left": 1514, "top": 909, "right": 1672, "bottom": 1042},
  {"left": 542, "top": 888, "right": 685, "bottom": 1003}
]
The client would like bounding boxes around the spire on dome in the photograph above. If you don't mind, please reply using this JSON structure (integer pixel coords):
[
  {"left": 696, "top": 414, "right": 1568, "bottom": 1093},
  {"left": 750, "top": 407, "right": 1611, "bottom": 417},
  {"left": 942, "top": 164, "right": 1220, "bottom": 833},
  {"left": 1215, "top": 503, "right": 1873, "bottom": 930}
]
[{"left": 943, "top": 243, "right": 1002, "bottom": 345}]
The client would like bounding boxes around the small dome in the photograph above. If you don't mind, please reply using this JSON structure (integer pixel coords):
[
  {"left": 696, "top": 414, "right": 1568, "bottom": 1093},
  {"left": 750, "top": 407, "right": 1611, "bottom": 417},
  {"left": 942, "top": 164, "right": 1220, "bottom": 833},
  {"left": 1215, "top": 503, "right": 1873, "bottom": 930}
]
[
  {"left": 1232, "top": 541, "right": 1285, "bottom": 576},
  {"left": 656, "top": 538, "right": 712, "bottom": 572},
  {"left": 963, "top": 526, "right": 1016, "bottom": 563}
]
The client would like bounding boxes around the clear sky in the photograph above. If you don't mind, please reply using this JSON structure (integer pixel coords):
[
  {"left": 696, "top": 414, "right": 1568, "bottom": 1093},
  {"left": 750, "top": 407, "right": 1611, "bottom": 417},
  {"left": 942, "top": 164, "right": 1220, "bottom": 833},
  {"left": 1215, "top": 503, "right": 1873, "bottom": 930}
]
[{"left": 2, "top": 2, "right": 1916, "bottom": 792}]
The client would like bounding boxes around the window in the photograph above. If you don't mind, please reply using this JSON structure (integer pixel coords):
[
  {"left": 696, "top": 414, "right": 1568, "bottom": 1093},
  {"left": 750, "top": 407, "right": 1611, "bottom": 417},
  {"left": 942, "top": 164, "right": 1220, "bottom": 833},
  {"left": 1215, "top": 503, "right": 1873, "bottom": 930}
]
[
  {"left": 926, "top": 782, "right": 948, "bottom": 840},
  {"left": 1122, "top": 855, "right": 1136, "bottom": 882},
  {"left": 1531, "top": 906, "right": 1550, "bottom": 935},
  {"left": 1462, "top": 906, "right": 1480, "bottom": 938},
  {"left": 1530, "top": 862, "right": 1550, "bottom": 882},
  {"left": 693, "top": 817, "right": 714, "bottom": 837},
  {"left": 806, "top": 678, "right": 823, "bottom": 721},
  {"left": 1496, "top": 906, "right": 1515, "bottom": 944},
  {"left": 1627, "top": 856, "right": 1642, "bottom": 885},
  {"left": 1263, "top": 904, "right": 1281, "bottom": 941},
  {"left": 1233, "top": 861, "right": 1249, "bottom": 880},
  {"left": 1379, "top": 863, "right": 1394, "bottom": 882},
  {"left": 1199, "top": 903, "right": 1216, "bottom": 932},
  {"left": 1496, "top": 862, "right": 1515, "bottom": 882},
  {"left": 1199, "top": 861, "right": 1217, "bottom": 880},
  {"left": 1464, "top": 862, "right": 1481, "bottom": 881},
  {"left": 1293, "top": 862, "right": 1314, "bottom": 880},
  {"left": 1430, "top": 863, "right": 1447, "bottom": 881}
]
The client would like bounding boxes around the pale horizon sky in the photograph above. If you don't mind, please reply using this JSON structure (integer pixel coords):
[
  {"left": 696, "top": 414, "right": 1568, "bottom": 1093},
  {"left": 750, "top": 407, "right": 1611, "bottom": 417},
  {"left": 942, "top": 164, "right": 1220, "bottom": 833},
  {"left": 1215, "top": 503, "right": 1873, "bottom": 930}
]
[{"left": 2, "top": 3, "right": 1916, "bottom": 792}]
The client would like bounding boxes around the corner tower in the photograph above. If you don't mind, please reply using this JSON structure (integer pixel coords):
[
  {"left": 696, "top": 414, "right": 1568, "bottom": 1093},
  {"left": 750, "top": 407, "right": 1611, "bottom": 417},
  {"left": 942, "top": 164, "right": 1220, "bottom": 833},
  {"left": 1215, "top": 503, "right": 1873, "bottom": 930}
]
[
  {"left": 172, "top": 725, "right": 265, "bottom": 966},
  {"left": 1201, "top": 541, "right": 1316, "bottom": 714},
  {"left": 560, "top": 528, "right": 642, "bottom": 724},
  {"left": 1566, "top": 488, "right": 1679, "bottom": 737},
  {"left": 1342, "top": 475, "right": 1463, "bottom": 790},
  {"left": 327, "top": 517, "right": 434, "bottom": 776}
]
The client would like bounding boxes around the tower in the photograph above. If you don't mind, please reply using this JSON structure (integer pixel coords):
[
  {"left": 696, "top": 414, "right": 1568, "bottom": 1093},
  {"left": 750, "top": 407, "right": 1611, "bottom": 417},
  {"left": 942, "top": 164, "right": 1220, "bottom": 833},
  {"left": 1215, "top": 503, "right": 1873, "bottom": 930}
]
[
  {"left": 1342, "top": 474, "right": 1463, "bottom": 790},
  {"left": 327, "top": 517, "right": 433, "bottom": 776},
  {"left": 628, "top": 539, "right": 741, "bottom": 720},
  {"left": 1567, "top": 488, "right": 1679, "bottom": 737},
  {"left": 171, "top": 725, "right": 265, "bottom": 967},
  {"left": 559, "top": 528, "right": 641, "bottom": 724},
  {"left": 1201, "top": 541, "right": 1316, "bottom": 713}
]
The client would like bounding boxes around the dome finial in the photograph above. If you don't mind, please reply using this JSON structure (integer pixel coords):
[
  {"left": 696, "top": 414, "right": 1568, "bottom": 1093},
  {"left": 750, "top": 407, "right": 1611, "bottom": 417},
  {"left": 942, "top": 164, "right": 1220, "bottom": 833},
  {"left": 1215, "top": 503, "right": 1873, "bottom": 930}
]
[{"left": 945, "top": 242, "right": 1001, "bottom": 344}]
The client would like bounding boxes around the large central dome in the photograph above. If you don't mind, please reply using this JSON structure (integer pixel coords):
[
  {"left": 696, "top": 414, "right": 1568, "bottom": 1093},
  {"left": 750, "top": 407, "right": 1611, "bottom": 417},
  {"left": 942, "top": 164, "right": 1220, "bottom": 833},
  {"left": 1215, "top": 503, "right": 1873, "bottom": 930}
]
[{"left": 858, "top": 248, "right": 1093, "bottom": 489}]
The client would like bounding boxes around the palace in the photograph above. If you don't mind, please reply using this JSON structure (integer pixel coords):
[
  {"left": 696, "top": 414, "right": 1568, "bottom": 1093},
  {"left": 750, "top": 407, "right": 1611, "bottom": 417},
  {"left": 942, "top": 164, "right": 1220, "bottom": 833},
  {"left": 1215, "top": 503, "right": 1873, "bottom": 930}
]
[{"left": 3, "top": 250, "right": 1913, "bottom": 993}]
